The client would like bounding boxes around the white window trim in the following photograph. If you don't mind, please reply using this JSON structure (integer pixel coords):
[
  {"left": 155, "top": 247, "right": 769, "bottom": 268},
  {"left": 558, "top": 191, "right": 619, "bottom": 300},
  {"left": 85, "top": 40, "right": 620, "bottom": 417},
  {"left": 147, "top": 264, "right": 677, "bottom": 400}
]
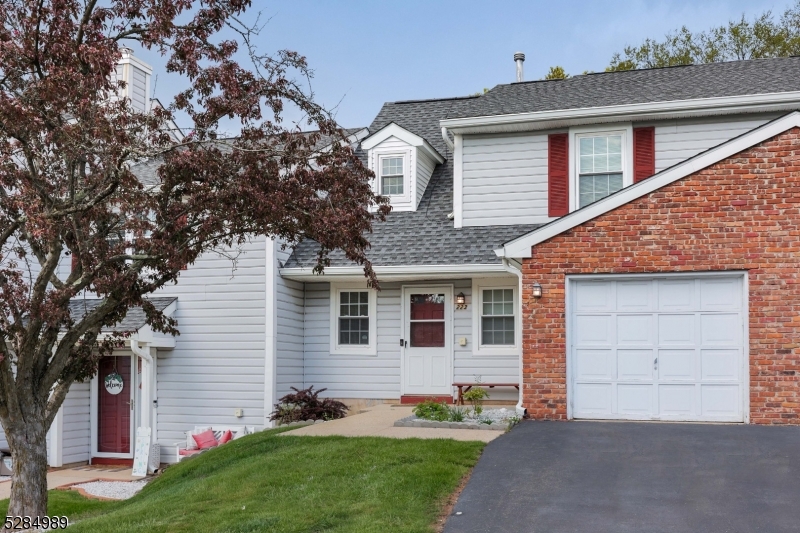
[
  {"left": 568, "top": 124, "right": 633, "bottom": 213},
  {"left": 471, "top": 278, "right": 520, "bottom": 356},
  {"left": 369, "top": 145, "right": 415, "bottom": 211},
  {"left": 329, "top": 282, "right": 377, "bottom": 356},
  {"left": 378, "top": 153, "right": 408, "bottom": 197}
]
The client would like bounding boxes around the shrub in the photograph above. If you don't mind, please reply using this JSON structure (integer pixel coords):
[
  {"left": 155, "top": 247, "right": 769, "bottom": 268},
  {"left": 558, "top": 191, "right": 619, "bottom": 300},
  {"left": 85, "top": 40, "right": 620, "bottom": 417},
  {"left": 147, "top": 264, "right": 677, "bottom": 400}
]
[
  {"left": 447, "top": 406, "right": 466, "bottom": 422},
  {"left": 463, "top": 387, "right": 490, "bottom": 415},
  {"left": 269, "top": 386, "right": 349, "bottom": 424},
  {"left": 413, "top": 399, "right": 451, "bottom": 421}
]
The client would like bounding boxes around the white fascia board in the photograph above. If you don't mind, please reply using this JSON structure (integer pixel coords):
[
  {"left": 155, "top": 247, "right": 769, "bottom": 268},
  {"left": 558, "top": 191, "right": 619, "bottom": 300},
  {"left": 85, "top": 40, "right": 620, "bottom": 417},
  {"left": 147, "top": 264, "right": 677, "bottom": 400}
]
[
  {"left": 440, "top": 91, "right": 800, "bottom": 135},
  {"left": 501, "top": 111, "right": 800, "bottom": 259},
  {"left": 361, "top": 123, "right": 445, "bottom": 163},
  {"left": 279, "top": 263, "right": 510, "bottom": 281}
]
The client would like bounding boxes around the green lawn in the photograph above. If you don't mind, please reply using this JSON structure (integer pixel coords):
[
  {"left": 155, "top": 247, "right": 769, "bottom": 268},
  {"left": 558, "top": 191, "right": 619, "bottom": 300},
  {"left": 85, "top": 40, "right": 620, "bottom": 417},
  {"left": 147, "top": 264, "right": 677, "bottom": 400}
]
[
  {"left": 4, "top": 429, "right": 486, "bottom": 532},
  {"left": 0, "top": 489, "right": 118, "bottom": 521}
]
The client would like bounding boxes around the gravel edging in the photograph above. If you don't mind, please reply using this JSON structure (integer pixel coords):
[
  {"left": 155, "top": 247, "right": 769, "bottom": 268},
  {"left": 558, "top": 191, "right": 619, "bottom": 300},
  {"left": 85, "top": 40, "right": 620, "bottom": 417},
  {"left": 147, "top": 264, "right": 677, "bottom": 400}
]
[
  {"left": 72, "top": 479, "right": 148, "bottom": 500},
  {"left": 394, "top": 415, "right": 511, "bottom": 431}
]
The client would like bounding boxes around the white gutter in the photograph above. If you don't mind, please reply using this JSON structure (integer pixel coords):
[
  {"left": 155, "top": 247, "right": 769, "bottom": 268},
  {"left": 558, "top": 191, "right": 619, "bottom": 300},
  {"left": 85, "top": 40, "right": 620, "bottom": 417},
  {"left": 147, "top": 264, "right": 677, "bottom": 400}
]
[
  {"left": 501, "top": 258, "right": 526, "bottom": 417},
  {"left": 279, "top": 263, "right": 510, "bottom": 281},
  {"left": 440, "top": 91, "right": 800, "bottom": 134},
  {"left": 441, "top": 127, "right": 454, "bottom": 151}
]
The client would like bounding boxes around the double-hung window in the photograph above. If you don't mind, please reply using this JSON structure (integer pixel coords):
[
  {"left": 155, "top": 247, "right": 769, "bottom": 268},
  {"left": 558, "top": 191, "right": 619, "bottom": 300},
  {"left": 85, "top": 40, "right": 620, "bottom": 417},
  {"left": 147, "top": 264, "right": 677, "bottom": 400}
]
[
  {"left": 330, "top": 285, "right": 377, "bottom": 355},
  {"left": 578, "top": 134, "right": 624, "bottom": 208},
  {"left": 338, "top": 291, "right": 369, "bottom": 345},
  {"left": 380, "top": 156, "right": 404, "bottom": 196},
  {"left": 481, "top": 289, "right": 515, "bottom": 345},
  {"left": 472, "top": 281, "right": 519, "bottom": 355}
]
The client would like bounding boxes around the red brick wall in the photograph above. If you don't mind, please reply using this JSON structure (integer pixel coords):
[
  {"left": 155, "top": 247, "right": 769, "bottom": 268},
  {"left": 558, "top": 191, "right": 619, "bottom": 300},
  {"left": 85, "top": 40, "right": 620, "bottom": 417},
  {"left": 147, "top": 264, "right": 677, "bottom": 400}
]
[{"left": 521, "top": 128, "right": 800, "bottom": 424}]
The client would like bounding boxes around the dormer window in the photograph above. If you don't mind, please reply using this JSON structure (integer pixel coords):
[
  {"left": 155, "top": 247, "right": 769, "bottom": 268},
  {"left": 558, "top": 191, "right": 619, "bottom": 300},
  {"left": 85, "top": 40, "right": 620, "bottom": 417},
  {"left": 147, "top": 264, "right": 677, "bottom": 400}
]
[
  {"left": 380, "top": 156, "right": 405, "bottom": 196},
  {"left": 360, "top": 122, "right": 445, "bottom": 213}
]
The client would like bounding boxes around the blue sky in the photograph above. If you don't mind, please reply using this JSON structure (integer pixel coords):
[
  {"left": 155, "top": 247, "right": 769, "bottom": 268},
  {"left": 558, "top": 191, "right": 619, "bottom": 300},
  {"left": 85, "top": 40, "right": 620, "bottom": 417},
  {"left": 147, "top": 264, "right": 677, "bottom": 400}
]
[{"left": 132, "top": 0, "right": 796, "bottom": 131}]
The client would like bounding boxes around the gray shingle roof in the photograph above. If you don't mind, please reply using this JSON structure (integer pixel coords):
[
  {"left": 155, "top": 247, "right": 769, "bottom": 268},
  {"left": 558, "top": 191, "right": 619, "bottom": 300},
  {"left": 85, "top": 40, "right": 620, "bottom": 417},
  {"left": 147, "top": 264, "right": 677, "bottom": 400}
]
[
  {"left": 284, "top": 97, "right": 539, "bottom": 269},
  {"left": 130, "top": 128, "right": 366, "bottom": 187},
  {"left": 68, "top": 297, "right": 177, "bottom": 332},
  {"left": 448, "top": 56, "right": 800, "bottom": 119}
]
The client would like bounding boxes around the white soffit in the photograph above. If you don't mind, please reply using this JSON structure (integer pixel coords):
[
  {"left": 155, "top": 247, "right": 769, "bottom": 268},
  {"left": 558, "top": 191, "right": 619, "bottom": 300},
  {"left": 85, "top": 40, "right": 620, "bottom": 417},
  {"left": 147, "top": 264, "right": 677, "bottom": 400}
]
[
  {"left": 360, "top": 122, "right": 445, "bottom": 163},
  {"left": 440, "top": 92, "right": 800, "bottom": 135},
  {"left": 499, "top": 111, "right": 800, "bottom": 259}
]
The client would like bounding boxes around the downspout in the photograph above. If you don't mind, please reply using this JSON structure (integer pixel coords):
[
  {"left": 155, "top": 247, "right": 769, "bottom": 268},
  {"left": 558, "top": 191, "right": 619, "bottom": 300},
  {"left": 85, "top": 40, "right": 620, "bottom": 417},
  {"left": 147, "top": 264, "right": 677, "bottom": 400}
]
[
  {"left": 441, "top": 126, "right": 454, "bottom": 151},
  {"left": 501, "top": 258, "right": 527, "bottom": 417}
]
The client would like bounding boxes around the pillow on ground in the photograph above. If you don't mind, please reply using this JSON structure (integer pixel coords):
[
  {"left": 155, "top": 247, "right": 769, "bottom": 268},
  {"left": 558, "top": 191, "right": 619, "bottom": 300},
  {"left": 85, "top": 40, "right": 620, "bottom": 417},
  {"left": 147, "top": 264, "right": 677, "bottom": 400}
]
[
  {"left": 218, "top": 430, "right": 233, "bottom": 444},
  {"left": 192, "top": 429, "right": 218, "bottom": 450}
]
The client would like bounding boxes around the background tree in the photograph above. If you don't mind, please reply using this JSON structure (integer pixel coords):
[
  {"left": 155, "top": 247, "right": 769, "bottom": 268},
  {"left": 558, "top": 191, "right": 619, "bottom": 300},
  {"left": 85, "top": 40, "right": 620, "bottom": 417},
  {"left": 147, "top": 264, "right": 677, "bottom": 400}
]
[
  {"left": 0, "top": 0, "right": 389, "bottom": 518},
  {"left": 607, "top": 1, "right": 800, "bottom": 71},
  {"left": 543, "top": 66, "right": 570, "bottom": 80}
]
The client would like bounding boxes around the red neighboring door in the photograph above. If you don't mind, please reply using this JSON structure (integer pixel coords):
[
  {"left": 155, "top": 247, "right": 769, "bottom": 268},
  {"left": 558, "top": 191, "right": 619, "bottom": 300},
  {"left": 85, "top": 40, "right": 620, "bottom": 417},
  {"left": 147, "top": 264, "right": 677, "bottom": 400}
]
[{"left": 97, "top": 356, "right": 132, "bottom": 454}]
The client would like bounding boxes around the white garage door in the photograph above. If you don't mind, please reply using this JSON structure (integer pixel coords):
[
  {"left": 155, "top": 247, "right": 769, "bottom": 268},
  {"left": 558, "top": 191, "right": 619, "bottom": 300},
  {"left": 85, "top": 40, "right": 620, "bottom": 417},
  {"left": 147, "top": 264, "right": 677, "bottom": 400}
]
[{"left": 569, "top": 274, "right": 746, "bottom": 422}]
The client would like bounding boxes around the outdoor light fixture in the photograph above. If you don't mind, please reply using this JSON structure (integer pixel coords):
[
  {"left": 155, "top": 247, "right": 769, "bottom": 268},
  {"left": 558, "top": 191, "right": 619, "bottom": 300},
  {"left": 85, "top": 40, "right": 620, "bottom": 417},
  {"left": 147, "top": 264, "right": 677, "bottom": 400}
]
[
  {"left": 532, "top": 282, "right": 543, "bottom": 299},
  {"left": 456, "top": 292, "right": 466, "bottom": 305}
]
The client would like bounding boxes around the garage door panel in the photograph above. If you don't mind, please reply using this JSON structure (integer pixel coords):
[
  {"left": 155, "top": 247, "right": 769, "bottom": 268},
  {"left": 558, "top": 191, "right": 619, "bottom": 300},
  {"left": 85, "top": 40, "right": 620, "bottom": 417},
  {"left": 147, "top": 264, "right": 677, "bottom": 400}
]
[
  {"left": 701, "top": 385, "right": 740, "bottom": 418},
  {"left": 575, "top": 282, "right": 614, "bottom": 312},
  {"left": 658, "top": 315, "right": 695, "bottom": 345},
  {"left": 575, "top": 349, "right": 614, "bottom": 380},
  {"left": 700, "top": 278, "right": 741, "bottom": 311},
  {"left": 617, "top": 349, "right": 654, "bottom": 381},
  {"left": 658, "top": 350, "right": 696, "bottom": 381},
  {"left": 617, "top": 385, "right": 654, "bottom": 416},
  {"left": 570, "top": 275, "right": 745, "bottom": 423},
  {"left": 574, "top": 315, "right": 613, "bottom": 345},
  {"left": 701, "top": 349, "right": 740, "bottom": 381},
  {"left": 617, "top": 315, "right": 654, "bottom": 345},
  {"left": 573, "top": 384, "right": 612, "bottom": 415},
  {"left": 616, "top": 281, "right": 653, "bottom": 311},
  {"left": 658, "top": 385, "right": 696, "bottom": 417},
  {"left": 701, "top": 314, "right": 741, "bottom": 345},
  {"left": 658, "top": 280, "right": 695, "bottom": 311}
]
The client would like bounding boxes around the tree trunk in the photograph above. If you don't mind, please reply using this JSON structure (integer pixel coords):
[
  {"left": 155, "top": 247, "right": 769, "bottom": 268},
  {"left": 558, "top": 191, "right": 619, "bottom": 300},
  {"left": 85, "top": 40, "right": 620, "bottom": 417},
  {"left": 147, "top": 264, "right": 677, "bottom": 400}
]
[{"left": 6, "top": 422, "right": 49, "bottom": 520}]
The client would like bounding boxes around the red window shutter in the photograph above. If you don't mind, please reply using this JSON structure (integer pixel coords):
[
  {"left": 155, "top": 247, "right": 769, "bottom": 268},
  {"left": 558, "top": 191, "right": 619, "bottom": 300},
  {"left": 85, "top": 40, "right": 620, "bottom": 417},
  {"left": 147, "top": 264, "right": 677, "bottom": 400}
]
[
  {"left": 71, "top": 253, "right": 78, "bottom": 272},
  {"left": 548, "top": 133, "right": 569, "bottom": 217},
  {"left": 633, "top": 127, "right": 655, "bottom": 183}
]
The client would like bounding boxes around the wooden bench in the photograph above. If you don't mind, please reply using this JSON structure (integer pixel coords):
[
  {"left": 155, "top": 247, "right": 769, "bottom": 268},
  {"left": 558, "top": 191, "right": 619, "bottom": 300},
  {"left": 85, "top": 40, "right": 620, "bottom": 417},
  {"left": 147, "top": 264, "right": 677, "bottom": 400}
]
[{"left": 452, "top": 382, "right": 520, "bottom": 406}]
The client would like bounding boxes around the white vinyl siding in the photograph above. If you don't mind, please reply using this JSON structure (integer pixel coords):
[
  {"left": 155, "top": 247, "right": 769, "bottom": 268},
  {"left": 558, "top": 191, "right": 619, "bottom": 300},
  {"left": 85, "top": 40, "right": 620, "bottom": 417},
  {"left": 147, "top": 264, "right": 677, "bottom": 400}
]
[
  {"left": 653, "top": 114, "right": 778, "bottom": 172},
  {"left": 154, "top": 238, "right": 267, "bottom": 463},
  {"left": 303, "top": 279, "right": 518, "bottom": 401},
  {"left": 462, "top": 132, "right": 551, "bottom": 226},
  {"left": 276, "top": 275, "right": 305, "bottom": 398},
  {"left": 459, "top": 113, "right": 780, "bottom": 227},
  {"left": 61, "top": 382, "right": 91, "bottom": 464},
  {"left": 416, "top": 150, "right": 437, "bottom": 205},
  {"left": 131, "top": 66, "right": 148, "bottom": 113},
  {"left": 305, "top": 282, "right": 397, "bottom": 398}
]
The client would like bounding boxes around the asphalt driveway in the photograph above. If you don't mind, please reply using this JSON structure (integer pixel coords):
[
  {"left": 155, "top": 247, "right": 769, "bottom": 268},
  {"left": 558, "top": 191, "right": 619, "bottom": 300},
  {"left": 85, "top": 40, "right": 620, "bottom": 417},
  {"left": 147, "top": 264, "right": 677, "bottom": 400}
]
[{"left": 444, "top": 421, "right": 800, "bottom": 533}]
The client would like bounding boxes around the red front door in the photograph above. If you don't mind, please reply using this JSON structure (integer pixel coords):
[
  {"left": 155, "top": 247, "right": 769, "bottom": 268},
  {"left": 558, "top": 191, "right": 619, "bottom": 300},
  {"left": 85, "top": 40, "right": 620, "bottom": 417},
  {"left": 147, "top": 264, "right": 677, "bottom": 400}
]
[{"left": 97, "top": 356, "right": 132, "bottom": 454}]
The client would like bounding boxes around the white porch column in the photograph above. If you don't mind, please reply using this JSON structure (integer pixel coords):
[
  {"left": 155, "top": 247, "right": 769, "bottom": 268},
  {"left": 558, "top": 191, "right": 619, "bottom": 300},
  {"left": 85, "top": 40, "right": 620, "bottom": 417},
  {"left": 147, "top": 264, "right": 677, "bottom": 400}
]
[
  {"left": 264, "top": 238, "right": 278, "bottom": 428},
  {"left": 130, "top": 340, "right": 153, "bottom": 429}
]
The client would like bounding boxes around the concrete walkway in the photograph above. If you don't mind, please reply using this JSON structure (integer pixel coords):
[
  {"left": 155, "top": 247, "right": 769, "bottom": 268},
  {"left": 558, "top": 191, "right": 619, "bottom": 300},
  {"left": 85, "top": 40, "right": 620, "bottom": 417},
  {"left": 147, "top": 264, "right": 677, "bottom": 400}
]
[
  {"left": 281, "top": 404, "right": 503, "bottom": 442},
  {"left": 0, "top": 465, "right": 138, "bottom": 500}
]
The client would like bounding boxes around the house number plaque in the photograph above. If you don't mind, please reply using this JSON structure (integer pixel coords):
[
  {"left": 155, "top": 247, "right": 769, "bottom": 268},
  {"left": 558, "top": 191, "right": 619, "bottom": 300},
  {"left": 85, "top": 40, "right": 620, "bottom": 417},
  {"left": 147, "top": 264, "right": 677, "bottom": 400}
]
[{"left": 104, "top": 372, "right": 124, "bottom": 395}]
